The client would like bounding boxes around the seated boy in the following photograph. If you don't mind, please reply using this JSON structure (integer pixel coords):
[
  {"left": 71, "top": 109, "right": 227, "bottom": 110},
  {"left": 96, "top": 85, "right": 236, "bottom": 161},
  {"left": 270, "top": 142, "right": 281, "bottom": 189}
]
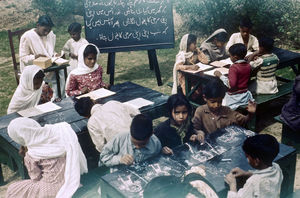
[
  {"left": 192, "top": 77, "right": 256, "bottom": 142},
  {"left": 74, "top": 97, "right": 140, "bottom": 152},
  {"left": 249, "top": 37, "right": 279, "bottom": 94},
  {"left": 225, "top": 134, "right": 283, "bottom": 198},
  {"left": 99, "top": 114, "right": 162, "bottom": 167}
]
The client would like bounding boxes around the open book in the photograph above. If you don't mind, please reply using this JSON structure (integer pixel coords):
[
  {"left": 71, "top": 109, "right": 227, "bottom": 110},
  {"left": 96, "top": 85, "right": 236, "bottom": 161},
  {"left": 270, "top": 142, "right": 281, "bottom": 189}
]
[
  {"left": 210, "top": 60, "right": 230, "bottom": 68},
  {"left": 18, "top": 102, "right": 62, "bottom": 117},
  {"left": 51, "top": 51, "right": 69, "bottom": 66},
  {"left": 182, "top": 62, "right": 213, "bottom": 74},
  {"left": 123, "top": 98, "right": 154, "bottom": 109},
  {"left": 76, "top": 88, "right": 116, "bottom": 100},
  {"left": 204, "top": 67, "right": 229, "bottom": 76}
]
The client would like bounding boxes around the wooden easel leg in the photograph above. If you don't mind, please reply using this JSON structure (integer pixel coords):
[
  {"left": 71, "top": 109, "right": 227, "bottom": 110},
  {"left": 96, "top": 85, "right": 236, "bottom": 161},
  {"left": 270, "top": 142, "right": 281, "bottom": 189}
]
[
  {"left": 147, "top": 50, "right": 162, "bottom": 86},
  {"left": 108, "top": 52, "right": 116, "bottom": 85}
]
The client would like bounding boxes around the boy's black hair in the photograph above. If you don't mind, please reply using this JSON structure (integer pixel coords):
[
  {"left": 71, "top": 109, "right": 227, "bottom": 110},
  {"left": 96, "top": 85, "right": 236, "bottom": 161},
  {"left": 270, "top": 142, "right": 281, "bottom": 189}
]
[
  {"left": 33, "top": 70, "right": 45, "bottom": 79},
  {"left": 215, "top": 31, "right": 228, "bottom": 42},
  {"left": 187, "top": 34, "right": 197, "bottom": 51},
  {"left": 259, "top": 37, "right": 274, "bottom": 52},
  {"left": 242, "top": 134, "right": 279, "bottom": 165},
  {"left": 229, "top": 43, "right": 247, "bottom": 60},
  {"left": 130, "top": 114, "right": 153, "bottom": 141},
  {"left": 37, "top": 15, "right": 54, "bottom": 28},
  {"left": 203, "top": 77, "right": 227, "bottom": 99},
  {"left": 74, "top": 97, "right": 94, "bottom": 117},
  {"left": 167, "top": 94, "right": 192, "bottom": 119},
  {"left": 83, "top": 45, "right": 98, "bottom": 58},
  {"left": 239, "top": 17, "right": 253, "bottom": 29},
  {"left": 68, "top": 22, "right": 82, "bottom": 33}
]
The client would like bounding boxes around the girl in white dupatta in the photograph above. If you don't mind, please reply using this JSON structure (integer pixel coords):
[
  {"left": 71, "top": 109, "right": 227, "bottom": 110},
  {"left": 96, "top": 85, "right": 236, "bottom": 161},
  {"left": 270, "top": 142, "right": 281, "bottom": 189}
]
[
  {"left": 7, "top": 65, "right": 44, "bottom": 114},
  {"left": 6, "top": 117, "right": 88, "bottom": 198},
  {"left": 65, "top": 43, "right": 108, "bottom": 97},
  {"left": 172, "top": 34, "right": 209, "bottom": 94}
]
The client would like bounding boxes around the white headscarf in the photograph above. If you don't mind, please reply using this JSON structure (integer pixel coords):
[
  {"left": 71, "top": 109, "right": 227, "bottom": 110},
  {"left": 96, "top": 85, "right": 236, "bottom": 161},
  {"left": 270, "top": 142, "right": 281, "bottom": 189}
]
[
  {"left": 172, "top": 34, "right": 194, "bottom": 94},
  {"left": 7, "top": 65, "right": 44, "bottom": 114},
  {"left": 65, "top": 43, "right": 100, "bottom": 94},
  {"left": 8, "top": 117, "right": 88, "bottom": 198}
]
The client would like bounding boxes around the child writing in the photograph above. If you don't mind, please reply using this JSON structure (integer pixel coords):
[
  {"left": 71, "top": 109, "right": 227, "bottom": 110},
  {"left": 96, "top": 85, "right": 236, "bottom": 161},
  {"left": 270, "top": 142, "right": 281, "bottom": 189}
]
[
  {"left": 172, "top": 34, "right": 209, "bottom": 94},
  {"left": 226, "top": 17, "right": 259, "bottom": 54},
  {"left": 248, "top": 37, "right": 279, "bottom": 94},
  {"left": 65, "top": 43, "right": 109, "bottom": 97},
  {"left": 215, "top": 43, "right": 254, "bottom": 110},
  {"left": 99, "top": 114, "right": 161, "bottom": 167},
  {"left": 7, "top": 65, "right": 52, "bottom": 114},
  {"left": 200, "top": 28, "right": 229, "bottom": 63},
  {"left": 62, "top": 22, "right": 88, "bottom": 74},
  {"left": 74, "top": 97, "right": 140, "bottom": 153},
  {"left": 192, "top": 77, "right": 256, "bottom": 142},
  {"left": 225, "top": 134, "right": 283, "bottom": 198},
  {"left": 155, "top": 94, "right": 199, "bottom": 155}
]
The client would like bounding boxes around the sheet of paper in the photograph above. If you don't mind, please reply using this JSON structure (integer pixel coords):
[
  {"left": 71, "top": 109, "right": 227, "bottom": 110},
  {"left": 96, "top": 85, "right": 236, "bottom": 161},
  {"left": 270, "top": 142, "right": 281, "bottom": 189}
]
[
  {"left": 219, "top": 58, "right": 233, "bottom": 65},
  {"left": 123, "top": 98, "right": 154, "bottom": 109},
  {"left": 76, "top": 88, "right": 116, "bottom": 100},
  {"left": 204, "top": 67, "right": 229, "bottom": 76},
  {"left": 210, "top": 61, "right": 230, "bottom": 68},
  {"left": 183, "top": 63, "right": 213, "bottom": 74},
  {"left": 18, "top": 102, "right": 61, "bottom": 117}
]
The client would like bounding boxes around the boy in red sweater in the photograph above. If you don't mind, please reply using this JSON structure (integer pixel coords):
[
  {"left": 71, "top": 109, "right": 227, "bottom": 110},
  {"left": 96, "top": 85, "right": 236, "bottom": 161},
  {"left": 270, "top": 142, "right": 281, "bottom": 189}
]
[{"left": 215, "top": 43, "right": 253, "bottom": 110}]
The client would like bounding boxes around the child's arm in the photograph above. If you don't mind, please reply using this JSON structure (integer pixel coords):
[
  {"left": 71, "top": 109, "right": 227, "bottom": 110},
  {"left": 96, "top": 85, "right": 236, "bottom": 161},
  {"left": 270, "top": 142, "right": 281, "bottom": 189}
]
[
  {"left": 99, "top": 135, "right": 124, "bottom": 167},
  {"left": 66, "top": 75, "right": 81, "bottom": 96},
  {"left": 196, "top": 48, "right": 209, "bottom": 64},
  {"left": 244, "top": 100, "right": 257, "bottom": 120},
  {"left": 162, "top": 146, "right": 173, "bottom": 155},
  {"left": 176, "top": 62, "right": 199, "bottom": 71},
  {"left": 191, "top": 107, "right": 206, "bottom": 143},
  {"left": 190, "top": 130, "right": 205, "bottom": 143}
]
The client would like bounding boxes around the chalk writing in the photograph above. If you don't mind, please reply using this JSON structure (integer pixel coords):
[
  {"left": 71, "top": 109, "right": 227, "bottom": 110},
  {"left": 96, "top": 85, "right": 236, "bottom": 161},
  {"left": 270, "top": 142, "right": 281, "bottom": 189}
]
[{"left": 83, "top": 0, "right": 174, "bottom": 52}]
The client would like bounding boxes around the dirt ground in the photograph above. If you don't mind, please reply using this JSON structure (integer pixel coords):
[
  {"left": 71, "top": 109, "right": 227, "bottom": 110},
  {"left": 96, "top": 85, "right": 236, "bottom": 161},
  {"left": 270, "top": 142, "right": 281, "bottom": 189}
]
[{"left": 0, "top": 0, "right": 299, "bottom": 197}]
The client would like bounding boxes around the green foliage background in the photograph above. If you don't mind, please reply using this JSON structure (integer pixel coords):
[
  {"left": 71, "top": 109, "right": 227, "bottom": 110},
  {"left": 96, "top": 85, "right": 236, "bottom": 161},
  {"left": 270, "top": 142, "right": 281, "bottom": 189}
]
[{"left": 175, "top": 0, "right": 299, "bottom": 48}]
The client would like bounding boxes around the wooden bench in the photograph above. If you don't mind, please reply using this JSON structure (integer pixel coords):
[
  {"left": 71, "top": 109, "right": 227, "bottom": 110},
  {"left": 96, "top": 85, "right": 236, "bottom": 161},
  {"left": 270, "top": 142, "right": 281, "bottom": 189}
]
[
  {"left": 274, "top": 115, "right": 300, "bottom": 152},
  {"left": 240, "top": 80, "right": 294, "bottom": 131}
]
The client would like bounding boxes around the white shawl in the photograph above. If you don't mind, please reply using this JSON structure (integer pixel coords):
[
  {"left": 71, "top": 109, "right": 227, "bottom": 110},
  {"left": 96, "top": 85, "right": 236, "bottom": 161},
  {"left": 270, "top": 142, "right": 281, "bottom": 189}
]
[
  {"left": 19, "top": 28, "right": 56, "bottom": 72},
  {"left": 8, "top": 117, "right": 88, "bottom": 198},
  {"left": 65, "top": 43, "right": 100, "bottom": 94},
  {"left": 172, "top": 34, "right": 194, "bottom": 94},
  {"left": 7, "top": 65, "right": 43, "bottom": 114}
]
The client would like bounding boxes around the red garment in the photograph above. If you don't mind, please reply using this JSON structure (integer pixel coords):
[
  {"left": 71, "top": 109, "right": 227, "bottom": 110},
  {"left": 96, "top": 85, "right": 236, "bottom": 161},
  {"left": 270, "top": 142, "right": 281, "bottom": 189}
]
[
  {"left": 228, "top": 62, "right": 251, "bottom": 94},
  {"left": 66, "top": 66, "right": 106, "bottom": 96}
]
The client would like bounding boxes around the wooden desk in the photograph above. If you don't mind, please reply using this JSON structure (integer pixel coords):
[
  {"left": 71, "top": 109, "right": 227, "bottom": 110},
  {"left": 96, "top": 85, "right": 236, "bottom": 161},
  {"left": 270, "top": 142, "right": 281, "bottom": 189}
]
[
  {"left": 182, "top": 47, "right": 300, "bottom": 106},
  {"left": 44, "top": 64, "right": 68, "bottom": 99},
  {"left": 0, "top": 81, "right": 168, "bottom": 184},
  {"left": 98, "top": 125, "right": 296, "bottom": 198}
]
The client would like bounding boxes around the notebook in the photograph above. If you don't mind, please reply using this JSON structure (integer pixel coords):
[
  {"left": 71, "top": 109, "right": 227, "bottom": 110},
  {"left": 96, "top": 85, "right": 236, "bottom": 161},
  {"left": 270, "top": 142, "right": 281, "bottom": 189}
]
[{"left": 18, "top": 102, "right": 62, "bottom": 117}]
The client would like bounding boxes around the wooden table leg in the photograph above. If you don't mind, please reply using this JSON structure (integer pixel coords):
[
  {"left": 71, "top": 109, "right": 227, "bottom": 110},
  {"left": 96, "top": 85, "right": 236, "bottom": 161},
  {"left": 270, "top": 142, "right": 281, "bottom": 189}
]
[{"left": 55, "top": 70, "right": 61, "bottom": 98}]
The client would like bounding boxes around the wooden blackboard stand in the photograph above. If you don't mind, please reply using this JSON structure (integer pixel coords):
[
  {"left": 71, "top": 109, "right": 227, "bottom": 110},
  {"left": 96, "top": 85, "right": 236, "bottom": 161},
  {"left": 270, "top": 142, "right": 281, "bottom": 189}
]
[{"left": 106, "top": 49, "right": 162, "bottom": 86}]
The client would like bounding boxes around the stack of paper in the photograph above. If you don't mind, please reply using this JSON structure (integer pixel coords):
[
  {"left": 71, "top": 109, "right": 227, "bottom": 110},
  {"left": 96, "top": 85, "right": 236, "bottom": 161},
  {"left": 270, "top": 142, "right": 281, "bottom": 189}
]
[
  {"left": 123, "top": 98, "right": 154, "bottom": 109},
  {"left": 76, "top": 88, "right": 116, "bottom": 100},
  {"left": 18, "top": 102, "right": 62, "bottom": 117}
]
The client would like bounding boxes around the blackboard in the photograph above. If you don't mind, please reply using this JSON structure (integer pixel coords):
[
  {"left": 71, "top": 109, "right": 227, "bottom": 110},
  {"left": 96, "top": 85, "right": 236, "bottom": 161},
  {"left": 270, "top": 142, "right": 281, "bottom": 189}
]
[{"left": 83, "top": 0, "right": 174, "bottom": 53}]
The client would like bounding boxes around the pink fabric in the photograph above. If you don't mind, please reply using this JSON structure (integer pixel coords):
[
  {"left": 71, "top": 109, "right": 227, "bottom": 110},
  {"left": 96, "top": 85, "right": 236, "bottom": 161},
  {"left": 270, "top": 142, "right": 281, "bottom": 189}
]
[
  {"left": 66, "top": 66, "right": 106, "bottom": 96},
  {"left": 6, "top": 154, "right": 66, "bottom": 198},
  {"left": 228, "top": 62, "right": 251, "bottom": 94}
]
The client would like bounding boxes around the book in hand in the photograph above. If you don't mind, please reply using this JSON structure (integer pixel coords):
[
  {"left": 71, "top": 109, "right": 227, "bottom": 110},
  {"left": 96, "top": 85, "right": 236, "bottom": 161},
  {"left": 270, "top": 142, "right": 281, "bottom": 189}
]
[
  {"left": 76, "top": 88, "right": 116, "bottom": 100},
  {"left": 210, "top": 60, "right": 231, "bottom": 68},
  {"left": 123, "top": 98, "right": 154, "bottom": 109},
  {"left": 18, "top": 102, "right": 62, "bottom": 117},
  {"left": 51, "top": 51, "right": 69, "bottom": 66},
  {"left": 204, "top": 67, "right": 229, "bottom": 76},
  {"left": 182, "top": 63, "right": 213, "bottom": 74}
]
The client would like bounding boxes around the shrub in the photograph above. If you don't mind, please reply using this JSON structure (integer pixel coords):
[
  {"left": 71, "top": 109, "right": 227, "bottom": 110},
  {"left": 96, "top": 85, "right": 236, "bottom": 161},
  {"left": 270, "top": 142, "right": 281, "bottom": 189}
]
[{"left": 175, "top": 0, "right": 300, "bottom": 48}]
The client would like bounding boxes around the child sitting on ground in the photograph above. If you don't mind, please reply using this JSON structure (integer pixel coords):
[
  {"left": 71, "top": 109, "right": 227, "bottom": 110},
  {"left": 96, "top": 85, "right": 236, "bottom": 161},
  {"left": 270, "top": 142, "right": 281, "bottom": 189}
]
[
  {"left": 65, "top": 43, "right": 109, "bottom": 96},
  {"left": 200, "top": 28, "right": 229, "bottom": 63},
  {"left": 74, "top": 97, "right": 140, "bottom": 152},
  {"left": 155, "top": 94, "right": 199, "bottom": 155},
  {"left": 225, "top": 134, "right": 283, "bottom": 198},
  {"left": 62, "top": 22, "right": 88, "bottom": 74},
  {"left": 99, "top": 114, "right": 161, "bottom": 167},
  {"left": 192, "top": 77, "right": 256, "bottom": 142},
  {"left": 172, "top": 34, "right": 209, "bottom": 95},
  {"left": 226, "top": 17, "right": 259, "bottom": 54},
  {"left": 248, "top": 37, "right": 279, "bottom": 94},
  {"left": 7, "top": 65, "right": 53, "bottom": 114},
  {"left": 215, "top": 43, "right": 254, "bottom": 110}
]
